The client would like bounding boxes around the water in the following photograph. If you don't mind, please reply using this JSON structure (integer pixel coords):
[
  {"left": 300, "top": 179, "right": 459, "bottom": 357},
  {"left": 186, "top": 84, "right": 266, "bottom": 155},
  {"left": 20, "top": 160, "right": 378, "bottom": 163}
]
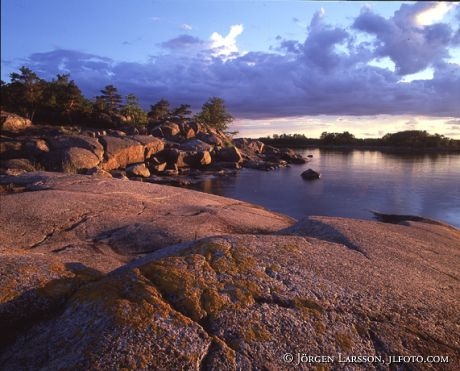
[{"left": 190, "top": 148, "right": 460, "bottom": 228}]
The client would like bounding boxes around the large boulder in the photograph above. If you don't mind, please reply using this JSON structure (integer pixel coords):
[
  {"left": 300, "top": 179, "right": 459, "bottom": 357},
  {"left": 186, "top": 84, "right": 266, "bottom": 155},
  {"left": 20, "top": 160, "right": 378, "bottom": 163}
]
[
  {"left": 47, "top": 135, "right": 104, "bottom": 161},
  {"left": 0, "top": 112, "right": 32, "bottom": 132},
  {"left": 62, "top": 147, "right": 101, "bottom": 172},
  {"left": 217, "top": 146, "right": 243, "bottom": 163},
  {"left": 41, "top": 147, "right": 101, "bottom": 173},
  {"left": 132, "top": 135, "right": 164, "bottom": 160},
  {"left": 100, "top": 136, "right": 145, "bottom": 171}
]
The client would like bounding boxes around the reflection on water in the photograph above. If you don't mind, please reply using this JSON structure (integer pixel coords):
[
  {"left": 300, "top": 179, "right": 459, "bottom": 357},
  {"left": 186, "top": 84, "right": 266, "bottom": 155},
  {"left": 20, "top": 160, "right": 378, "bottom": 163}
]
[{"left": 189, "top": 149, "right": 460, "bottom": 228}]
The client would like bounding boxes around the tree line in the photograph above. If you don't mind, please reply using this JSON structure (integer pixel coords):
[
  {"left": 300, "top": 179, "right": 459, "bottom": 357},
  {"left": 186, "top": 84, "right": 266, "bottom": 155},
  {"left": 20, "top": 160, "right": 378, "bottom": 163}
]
[
  {"left": 261, "top": 131, "right": 460, "bottom": 150},
  {"left": 0, "top": 66, "right": 233, "bottom": 131}
]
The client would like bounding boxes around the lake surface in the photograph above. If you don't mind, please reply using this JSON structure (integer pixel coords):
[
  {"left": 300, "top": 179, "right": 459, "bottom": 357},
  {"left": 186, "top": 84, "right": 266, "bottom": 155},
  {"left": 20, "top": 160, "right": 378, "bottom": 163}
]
[{"left": 190, "top": 148, "right": 460, "bottom": 228}]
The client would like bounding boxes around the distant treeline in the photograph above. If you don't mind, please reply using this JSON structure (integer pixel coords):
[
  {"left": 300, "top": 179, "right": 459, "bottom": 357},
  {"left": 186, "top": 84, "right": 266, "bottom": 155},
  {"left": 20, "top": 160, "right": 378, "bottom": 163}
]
[{"left": 260, "top": 131, "right": 460, "bottom": 150}]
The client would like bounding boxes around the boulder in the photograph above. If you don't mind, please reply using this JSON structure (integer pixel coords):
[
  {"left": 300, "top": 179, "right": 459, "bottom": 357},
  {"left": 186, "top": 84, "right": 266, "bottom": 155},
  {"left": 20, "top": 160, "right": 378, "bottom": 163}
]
[
  {"left": 184, "top": 151, "right": 212, "bottom": 167},
  {"left": 100, "top": 136, "right": 145, "bottom": 170},
  {"left": 47, "top": 135, "right": 104, "bottom": 161},
  {"left": 179, "top": 139, "right": 214, "bottom": 152},
  {"left": 132, "top": 135, "right": 164, "bottom": 160},
  {"left": 126, "top": 163, "right": 151, "bottom": 178},
  {"left": 161, "top": 122, "right": 180, "bottom": 137},
  {"left": 301, "top": 168, "right": 321, "bottom": 180},
  {"left": 195, "top": 150, "right": 212, "bottom": 166},
  {"left": 234, "top": 138, "right": 265, "bottom": 154},
  {"left": 178, "top": 123, "right": 196, "bottom": 139},
  {"left": 0, "top": 158, "right": 36, "bottom": 173},
  {"left": 148, "top": 161, "right": 167, "bottom": 173},
  {"left": 39, "top": 146, "right": 100, "bottom": 173},
  {"left": 0, "top": 112, "right": 32, "bottom": 132},
  {"left": 280, "top": 148, "right": 306, "bottom": 164},
  {"left": 196, "top": 132, "right": 223, "bottom": 146},
  {"left": 217, "top": 146, "right": 243, "bottom": 163},
  {"left": 161, "top": 148, "right": 188, "bottom": 168}
]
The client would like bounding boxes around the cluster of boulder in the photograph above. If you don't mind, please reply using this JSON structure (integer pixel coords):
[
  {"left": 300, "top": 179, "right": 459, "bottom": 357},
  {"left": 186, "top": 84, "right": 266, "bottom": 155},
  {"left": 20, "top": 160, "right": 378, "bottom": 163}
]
[{"left": 1, "top": 111, "right": 307, "bottom": 184}]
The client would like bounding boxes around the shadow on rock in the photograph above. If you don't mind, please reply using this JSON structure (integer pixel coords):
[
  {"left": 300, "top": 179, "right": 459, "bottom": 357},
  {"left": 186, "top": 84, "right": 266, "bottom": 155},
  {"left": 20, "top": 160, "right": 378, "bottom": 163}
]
[
  {"left": 278, "top": 217, "right": 369, "bottom": 258},
  {"left": 0, "top": 262, "right": 103, "bottom": 351},
  {"left": 93, "top": 223, "right": 180, "bottom": 256}
]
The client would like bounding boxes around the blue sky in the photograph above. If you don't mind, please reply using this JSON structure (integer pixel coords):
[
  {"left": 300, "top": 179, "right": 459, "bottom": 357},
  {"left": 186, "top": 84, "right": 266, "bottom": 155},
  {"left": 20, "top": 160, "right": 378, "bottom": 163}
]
[{"left": 2, "top": 1, "right": 460, "bottom": 138}]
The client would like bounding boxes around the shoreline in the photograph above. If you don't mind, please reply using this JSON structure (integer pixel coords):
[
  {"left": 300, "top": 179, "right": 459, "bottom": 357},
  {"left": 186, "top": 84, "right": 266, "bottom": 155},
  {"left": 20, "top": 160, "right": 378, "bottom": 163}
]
[{"left": 260, "top": 143, "right": 460, "bottom": 153}]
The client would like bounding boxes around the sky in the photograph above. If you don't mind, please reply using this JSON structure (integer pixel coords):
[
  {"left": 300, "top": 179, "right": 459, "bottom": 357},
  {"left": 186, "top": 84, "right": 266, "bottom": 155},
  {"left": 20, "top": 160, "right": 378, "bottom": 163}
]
[{"left": 1, "top": 0, "right": 460, "bottom": 138}]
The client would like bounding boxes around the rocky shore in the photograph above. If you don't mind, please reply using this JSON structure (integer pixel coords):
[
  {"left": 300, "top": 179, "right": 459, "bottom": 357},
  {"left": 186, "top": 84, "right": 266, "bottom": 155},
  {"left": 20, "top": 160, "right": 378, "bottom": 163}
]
[
  {"left": 1, "top": 111, "right": 307, "bottom": 186},
  {"left": 1, "top": 172, "right": 459, "bottom": 370}
]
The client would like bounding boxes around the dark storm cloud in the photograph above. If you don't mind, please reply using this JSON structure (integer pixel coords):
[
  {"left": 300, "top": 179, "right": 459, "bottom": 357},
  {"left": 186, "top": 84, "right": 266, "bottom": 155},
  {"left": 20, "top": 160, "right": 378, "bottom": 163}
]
[{"left": 16, "top": 4, "right": 460, "bottom": 118}]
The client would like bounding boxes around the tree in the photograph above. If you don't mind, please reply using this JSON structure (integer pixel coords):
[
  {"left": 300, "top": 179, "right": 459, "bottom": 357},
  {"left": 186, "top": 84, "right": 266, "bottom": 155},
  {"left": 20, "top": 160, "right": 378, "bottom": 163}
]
[
  {"left": 98, "top": 84, "right": 122, "bottom": 112},
  {"left": 172, "top": 104, "right": 192, "bottom": 120},
  {"left": 7, "top": 66, "right": 45, "bottom": 120},
  {"left": 120, "top": 93, "right": 147, "bottom": 125},
  {"left": 40, "top": 74, "right": 86, "bottom": 123},
  {"left": 195, "top": 97, "right": 233, "bottom": 131},
  {"left": 148, "top": 99, "right": 171, "bottom": 122}
]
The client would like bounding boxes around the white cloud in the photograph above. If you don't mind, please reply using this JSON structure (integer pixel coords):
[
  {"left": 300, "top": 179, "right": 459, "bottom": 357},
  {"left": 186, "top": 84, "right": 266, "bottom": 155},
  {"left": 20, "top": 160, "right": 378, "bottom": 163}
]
[
  {"left": 398, "top": 67, "right": 434, "bottom": 83},
  {"left": 180, "top": 23, "right": 192, "bottom": 31},
  {"left": 415, "top": 3, "right": 457, "bottom": 26},
  {"left": 210, "top": 24, "right": 244, "bottom": 60}
]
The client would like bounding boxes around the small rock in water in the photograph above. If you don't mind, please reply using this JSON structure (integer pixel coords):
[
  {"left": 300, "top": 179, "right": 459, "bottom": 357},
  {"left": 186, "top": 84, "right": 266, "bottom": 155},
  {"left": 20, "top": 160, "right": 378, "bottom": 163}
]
[{"left": 301, "top": 168, "right": 321, "bottom": 180}]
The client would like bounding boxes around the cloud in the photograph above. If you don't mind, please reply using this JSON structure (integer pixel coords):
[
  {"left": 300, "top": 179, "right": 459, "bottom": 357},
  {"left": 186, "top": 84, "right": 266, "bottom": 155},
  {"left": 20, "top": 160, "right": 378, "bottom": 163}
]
[
  {"left": 415, "top": 3, "right": 457, "bottom": 26},
  {"left": 446, "top": 119, "right": 460, "bottom": 126},
  {"left": 353, "top": 2, "right": 457, "bottom": 75},
  {"left": 180, "top": 23, "right": 192, "bottom": 31},
  {"left": 11, "top": 4, "right": 460, "bottom": 120},
  {"left": 303, "top": 9, "right": 349, "bottom": 72},
  {"left": 161, "top": 35, "right": 204, "bottom": 50},
  {"left": 210, "top": 24, "right": 244, "bottom": 59}
]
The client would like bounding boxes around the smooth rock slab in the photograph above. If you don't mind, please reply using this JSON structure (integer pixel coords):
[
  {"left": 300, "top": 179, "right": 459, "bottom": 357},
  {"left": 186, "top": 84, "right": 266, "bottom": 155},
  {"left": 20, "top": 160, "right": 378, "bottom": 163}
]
[{"left": 0, "top": 172, "right": 294, "bottom": 270}]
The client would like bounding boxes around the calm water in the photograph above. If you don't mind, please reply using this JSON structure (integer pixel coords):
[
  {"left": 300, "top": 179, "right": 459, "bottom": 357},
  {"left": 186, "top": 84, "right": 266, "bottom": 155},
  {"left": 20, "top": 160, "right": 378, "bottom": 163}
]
[{"left": 190, "top": 149, "right": 460, "bottom": 228}]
